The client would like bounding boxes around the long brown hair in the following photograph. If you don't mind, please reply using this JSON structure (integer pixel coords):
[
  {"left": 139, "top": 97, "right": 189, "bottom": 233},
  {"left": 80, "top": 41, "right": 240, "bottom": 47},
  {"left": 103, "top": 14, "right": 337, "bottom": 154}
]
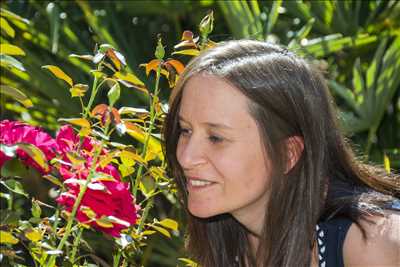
[{"left": 163, "top": 40, "right": 399, "bottom": 266}]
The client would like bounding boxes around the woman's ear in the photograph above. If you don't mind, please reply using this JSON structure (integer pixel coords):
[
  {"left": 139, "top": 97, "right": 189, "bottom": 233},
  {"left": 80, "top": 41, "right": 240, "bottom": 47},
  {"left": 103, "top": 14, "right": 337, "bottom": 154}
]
[{"left": 285, "top": 135, "right": 304, "bottom": 174}]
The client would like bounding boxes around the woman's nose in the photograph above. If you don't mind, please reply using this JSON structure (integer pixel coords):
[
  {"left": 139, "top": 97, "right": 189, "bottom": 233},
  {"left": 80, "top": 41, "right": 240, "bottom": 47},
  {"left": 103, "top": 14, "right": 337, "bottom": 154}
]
[{"left": 177, "top": 137, "right": 207, "bottom": 170}]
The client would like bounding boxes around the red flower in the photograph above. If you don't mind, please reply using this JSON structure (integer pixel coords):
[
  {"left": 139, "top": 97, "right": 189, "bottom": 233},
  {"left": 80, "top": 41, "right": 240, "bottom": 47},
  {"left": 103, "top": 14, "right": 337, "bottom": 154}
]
[
  {"left": 55, "top": 125, "right": 138, "bottom": 236},
  {"left": 0, "top": 120, "right": 57, "bottom": 173},
  {"left": 57, "top": 179, "right": 138, "bottom": 237}
]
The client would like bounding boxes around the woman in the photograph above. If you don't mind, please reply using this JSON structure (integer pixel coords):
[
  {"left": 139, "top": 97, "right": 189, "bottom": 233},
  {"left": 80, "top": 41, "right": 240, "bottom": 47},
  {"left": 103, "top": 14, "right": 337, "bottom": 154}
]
[{"left": 163, "top": 40, "right": 400, "bottom": 266}]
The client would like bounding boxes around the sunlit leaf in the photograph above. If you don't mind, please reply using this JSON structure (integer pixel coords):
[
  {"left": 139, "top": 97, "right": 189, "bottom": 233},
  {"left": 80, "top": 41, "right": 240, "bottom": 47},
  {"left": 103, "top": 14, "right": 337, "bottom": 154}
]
[
  {"left": 0, "top": 85, "right": 32, "bottom": 107},
  {"left": 66, "top": 151, "right": 86, "bottom": 168},
  {"left": 119, "top": 164, "right": 135, "bottom": 177},
  {"left": 81, "top": 206, "right": 97, "bottom": 219},
  {"left": 59, "top": 118, "right": 90, "bottom": 128},
  {"left": 99, "top": 43, "right": 115, "bottom": 53},
  {"left": 69, "top": 83, "right": 89, "bottom": 97},
  {"left": 0, "top": 44, "right": 25, "bottom": 56},
  {"left": 0, "top": 8, "right": 30, "bottom": 24},
  {"left": 165, "top": 59, "right": 185, "bottom": 75},
  {"left": 384, "top": 154, "right": 390, "bottom": 174},
  {"left": 96, "top": 216, "right": 114, "bottom": 228},
  {"left": 25, "top": 228, "right": 42, "bottom": 242},
  {"left": 0, "top": 54, "right": 25, "bottom": 71},
  {"left": 69, "top": 53, "right": 94, "bottom": 61},
  {"left": 107, "top": 82, "right": 120, "bottom": 107},
  {"left": 172, "top": 49, "right": 200, "bottom": 56},
  {"left": 157, "top": 218, "right": 178, "bottom": 231},
  {"left": 124, "top": 122, "right": 163, "bottom": 161},
  {"left": 0, "top": 230, "right": 19, "bottom": 245},
  {"left": 106, "top": 49, "right": 125, "bottom": 71},
  {"left": 120, "top": 149, "right": 140, "bottom": 167},
  {"left": 31, "top": 199, "right": 42, "bottom": 218},
  {"left": 107, "top": 216, "right": 130, "bottom": 227},
  {"left": 149, "top": 224, "right": 171, "bottom": 238},
  {"left": 0, "top": 17, "right": 15, "bottom": 38},
  {"left": 0, "top": 179, "right": 28, "bottom": 197},
  {"left": 113, "top": 71, "right": 145, "bottom": 86},
  {"left": 118, "top": 107, "right": 149, "bottom": 116},
  {"left": 42, "top": 65, "right": 73, "bottom": 87},
  {"left": 17, "top": 143, "right": 50, "bottom": 172},
  {"left": 88, "top": 182, "right": 107, "bottom": 191},
  {"left": 178, "top": 258, "right": 199, "bottom": 267},
  {"left": 140, "top": 59, "right": 161, "bottom": 76},
  {"left": 92, "top": 172, "right": 118, "bottom": 182},
  {"left": 43, "top": 175, "right": 63, "bottom": 187}
]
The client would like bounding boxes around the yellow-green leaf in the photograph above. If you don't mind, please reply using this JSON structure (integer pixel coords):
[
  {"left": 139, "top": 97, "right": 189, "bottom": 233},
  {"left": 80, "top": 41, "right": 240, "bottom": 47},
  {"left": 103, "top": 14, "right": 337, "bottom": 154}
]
[
  {"left": 119, "top": 164, "right": 135, "bottom": 178},
  {"left": 157, "top": 218, "right": 178, "bottom": 231},
  {"left": 59, "top": 118, "right": 90, "bottom": 128},
  {"left": 0, "top": 85, "right": 33, "bottom": 108},
  {"left": 25, "top": 228, "right": 42, "bottom": 242},
  {"left": 384, "top": 154, "right": 390, "bottom": 174},
  {"left": 0, "top": 17, "right": 15, "bottom": 38},
  {"left": 16, "top": 143, "right": 49, "bottom": 172},
  {"left": 81, "top": 206, "right": 97, "bottom": 219},
  {"left": 120, "top": 150, "right": 139, "bottom": 167},
  {"left": 114, "top": 71, "right": 144, "bottom": 86},
  {"left": 0, "top": 230, "right": 19, "bottom": 244},
  {"left": 42, "top": 65, "right": 73, "bottom": 87},
  {"left": 69, "top": 83, "right": 88, "bottom": 97},
  {"left": 172, "top": 49, "right": 200, "bottom": 56},
  {"left": 96, "top": 216, "right": 114, "bottom": 228},
  {"left": 0, "top": 44, "right": 25, "bottom": 56},
  {"left": 149, "top": 225, "right": 171, "bottom": 238},
  {"left": 43, "top": 175, "right": 63, "bottom": 187}
]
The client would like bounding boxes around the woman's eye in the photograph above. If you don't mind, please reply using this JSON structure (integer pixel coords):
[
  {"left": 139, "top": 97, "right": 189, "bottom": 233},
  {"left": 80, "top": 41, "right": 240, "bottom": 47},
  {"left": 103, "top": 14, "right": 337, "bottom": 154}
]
[
  {"left": 208, "top": 135, "right": 223, "bottom": 144},
  {"left": 179, "top": 127, "right": 191, "bottom": 137}
]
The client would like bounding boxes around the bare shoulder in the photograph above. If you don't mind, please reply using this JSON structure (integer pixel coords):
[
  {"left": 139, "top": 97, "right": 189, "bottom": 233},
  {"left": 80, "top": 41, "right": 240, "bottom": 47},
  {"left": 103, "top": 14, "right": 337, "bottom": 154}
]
[{"left": 343, "top": 210, "right": 400, "bottom": 267}]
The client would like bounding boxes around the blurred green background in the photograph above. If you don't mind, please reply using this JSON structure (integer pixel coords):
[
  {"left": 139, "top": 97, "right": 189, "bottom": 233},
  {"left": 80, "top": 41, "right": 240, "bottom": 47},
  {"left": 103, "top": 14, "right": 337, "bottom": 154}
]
[{"left": 1, "top": 1, "right": 399, "bottom": 266}]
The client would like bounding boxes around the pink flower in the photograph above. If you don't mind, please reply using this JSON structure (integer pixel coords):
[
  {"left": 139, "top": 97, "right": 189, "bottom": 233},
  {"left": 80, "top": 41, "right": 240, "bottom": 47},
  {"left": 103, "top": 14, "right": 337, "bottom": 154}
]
[
  {"left": 0, "top": 120, "right": 57, "bottom": 173},
  {"left": 57, "top": 179, "right": 138, "bottom": 237},
  {"left": 55, "top": 124, "right": 138, "bottom": 236}
]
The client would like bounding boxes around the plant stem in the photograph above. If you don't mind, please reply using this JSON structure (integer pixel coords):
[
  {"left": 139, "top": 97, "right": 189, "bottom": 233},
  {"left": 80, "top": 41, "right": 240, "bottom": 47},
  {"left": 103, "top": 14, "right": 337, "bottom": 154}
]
[
  {"left": 132, "top": 62, "right": 162, "bottom": 198},
  {"left": 70, "top": 227, "right": 83, "bottom": 263},
  {"left": 137, "top": 197, "right": 154, "bottom": 234},
  {"left": 45, "top": 141, "right": 105, "bottom": 267},
  {"left": 84, "top": 76, "right": 99, "bottom": 118}
]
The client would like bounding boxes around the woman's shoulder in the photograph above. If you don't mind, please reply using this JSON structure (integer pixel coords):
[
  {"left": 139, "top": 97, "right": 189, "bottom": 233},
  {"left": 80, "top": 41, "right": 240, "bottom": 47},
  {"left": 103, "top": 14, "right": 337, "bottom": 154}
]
[{"left": 343, "top": 209, "right": 400, "bottom": 266}]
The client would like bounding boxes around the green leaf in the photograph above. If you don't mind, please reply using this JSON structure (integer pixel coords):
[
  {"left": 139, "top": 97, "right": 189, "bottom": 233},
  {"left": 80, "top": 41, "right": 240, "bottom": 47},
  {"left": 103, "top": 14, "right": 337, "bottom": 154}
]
[
  {"left": 0, "top": 85, "right": 33, "bottom": 107},
  {"left": 172, "top": 49, "right": 200, "bottom": 56},
  {"left": 266, "top": 0, "right": 282, "bottom": 35},
  {"left": 0, "top": 179, "right": 28, "bottom": 197},
  {"left": 42, "top": 65, "right": 73, "bottom": 87},
  {"left": 107, "top": 82, "right": 120, "bottom": 107},
  {"left": 0, "top": 231, "right": 19, "bottom": 245},
  {"left": 31, "top": 199, "right": 42, "bottom": 218},
  {"left": 155, "top": 36, "right": 165, "bottom": 60},
  {"left": 43, "top": 175, "right": 63, "bottom": 187},
  {"left": 0, "top": 8, "right": 30, "bottom": 24},
  {"left": 352, "top": 58, "right": 365, "bottom": 97},
  {"left": 16, "top": 143, "right": 50, "bottom": 172},
  {"left": 149, "top": 224, "right": 171, "bottom": 238},
  {"left": 0, "top": 44, "right": 25, "bottom": 56},
  {"left": 99, "top": 43, "right": 115, "bottom": 53},
  {"left": 0, "top": 54, "right": 25, "bottom": 71},
  {"left": 0, "top": 17, "right": 15, "bottom": 38}
]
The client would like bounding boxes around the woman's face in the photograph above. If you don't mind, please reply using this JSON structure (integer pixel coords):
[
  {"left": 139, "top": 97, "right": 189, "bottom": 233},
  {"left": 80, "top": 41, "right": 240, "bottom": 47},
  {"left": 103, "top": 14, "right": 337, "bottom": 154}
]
[{"left": 176, "top": 74, "right": 272, "bottom": 230}]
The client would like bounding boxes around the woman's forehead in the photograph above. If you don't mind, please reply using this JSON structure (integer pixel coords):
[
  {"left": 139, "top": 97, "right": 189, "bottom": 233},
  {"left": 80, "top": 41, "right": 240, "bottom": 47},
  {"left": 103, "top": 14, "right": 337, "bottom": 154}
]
[{"left": 178, "top": 74, "right": 256, "bottom": 130}]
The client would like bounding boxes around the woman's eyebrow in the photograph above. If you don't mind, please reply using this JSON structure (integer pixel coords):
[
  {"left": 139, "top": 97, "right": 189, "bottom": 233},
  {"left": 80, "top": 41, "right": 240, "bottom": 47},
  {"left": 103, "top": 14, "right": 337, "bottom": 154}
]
[{"left": 178, "top": 115, "right": 233, "bottom": 130}]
